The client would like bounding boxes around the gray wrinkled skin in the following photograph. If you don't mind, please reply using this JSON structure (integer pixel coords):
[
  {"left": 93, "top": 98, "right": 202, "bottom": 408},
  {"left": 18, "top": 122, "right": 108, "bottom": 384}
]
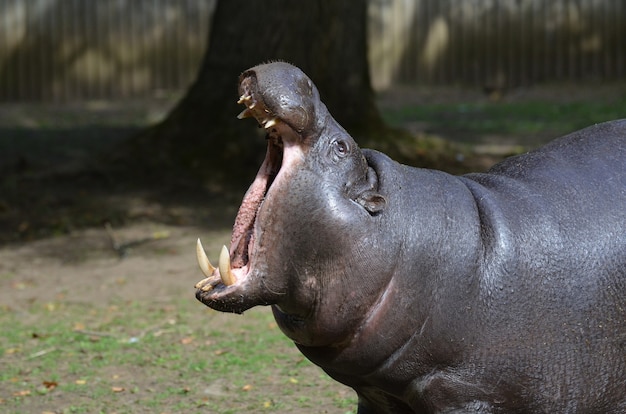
[{"left": 196, "top": 62, "right": 626, "bottom": 413}]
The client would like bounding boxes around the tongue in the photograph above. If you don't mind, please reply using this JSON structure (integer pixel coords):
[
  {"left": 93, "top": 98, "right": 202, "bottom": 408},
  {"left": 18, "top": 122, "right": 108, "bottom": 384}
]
[
  {"left": 230, "top": 142, "right": 282, "bottom": 268},
  {"left": 230, "top": 174, "right": 266, "bottom": 268}
]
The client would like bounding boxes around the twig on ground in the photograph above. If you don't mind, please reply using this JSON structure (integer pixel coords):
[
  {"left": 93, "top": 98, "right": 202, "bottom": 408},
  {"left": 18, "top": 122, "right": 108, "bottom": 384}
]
[
  {"left": 26, "top": 348, "right": 58, "bottom": 359},
  {"left": 74, "top": 329, "right": 117, "bottom": 338}
]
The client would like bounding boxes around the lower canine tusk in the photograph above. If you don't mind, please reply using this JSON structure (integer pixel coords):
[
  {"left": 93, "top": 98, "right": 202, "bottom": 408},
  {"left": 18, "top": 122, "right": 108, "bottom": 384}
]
[
  {"left": 219, "top": 245, "right": 236, "bottom": 286},
  {"left": 196, "top": 238, "right": 216, "bottom": 277}
]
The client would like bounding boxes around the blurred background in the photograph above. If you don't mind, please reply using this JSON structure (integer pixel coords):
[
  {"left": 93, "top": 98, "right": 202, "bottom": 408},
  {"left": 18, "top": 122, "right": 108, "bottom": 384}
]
[
  {"left": 1, "top": 0, "right": 624, "bottom": 101},
  {"left": 0, "top": 0, "right": 625, "bottom": 241}
]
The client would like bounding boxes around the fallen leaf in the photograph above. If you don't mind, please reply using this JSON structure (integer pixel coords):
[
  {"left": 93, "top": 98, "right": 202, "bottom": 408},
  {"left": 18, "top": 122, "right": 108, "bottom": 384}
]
[
  {"left": 214, "top": 349, "right": 229, "bottom": 356},
  {"left": 242, "top": 384, "right": 253, "bottom": 391},
  {"left": 263, "top": 401, "right": 272, "bottom": 408},
  {"left": 42, "top": 381, "right": 58, "bottom": 390},
  {"left": 4, "top": 348, "right": 20, "bottom": 355},
  {"left": 289, "top": 377, "right": 298, "bottom": 384},
  {"left": 73, "top": 322, "right": 86, "bottom": 331},
  {"left": 75, "top": 379, "right": 87, "bottom": 385},
  {"left": 41, "top": 411, "right": 56, "bottom": 414},
  {"left": 13, "top": 390, "right": 30, "bottom": 397},
  {"left": 111, "top": 386, "right": 125, "bottom": 393},
  {"left": 180, "top": 337, "right": 194, "bottom": 345}
]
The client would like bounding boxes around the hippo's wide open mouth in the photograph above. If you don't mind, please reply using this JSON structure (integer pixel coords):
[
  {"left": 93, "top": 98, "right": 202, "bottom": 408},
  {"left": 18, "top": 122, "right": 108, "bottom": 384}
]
[{"left": 195, "top": 72, "right": 303, "bottom": 293}]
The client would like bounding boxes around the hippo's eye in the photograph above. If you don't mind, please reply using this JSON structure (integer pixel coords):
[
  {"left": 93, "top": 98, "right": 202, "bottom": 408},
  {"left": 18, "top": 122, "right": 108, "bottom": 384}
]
[{"left": 332, "top": 139, "right": 349, "bottom": 159}]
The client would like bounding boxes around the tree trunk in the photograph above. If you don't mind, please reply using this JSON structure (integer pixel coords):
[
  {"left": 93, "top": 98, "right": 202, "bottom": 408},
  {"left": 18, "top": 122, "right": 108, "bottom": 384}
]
[{"left": 124, "top": 0, "right": 387, "bottom": 185}]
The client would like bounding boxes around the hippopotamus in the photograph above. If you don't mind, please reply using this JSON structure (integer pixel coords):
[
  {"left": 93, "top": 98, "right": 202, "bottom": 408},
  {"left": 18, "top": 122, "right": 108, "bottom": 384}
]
[{"left": 194, "top": 62, "right": 626, "bottom": 413}]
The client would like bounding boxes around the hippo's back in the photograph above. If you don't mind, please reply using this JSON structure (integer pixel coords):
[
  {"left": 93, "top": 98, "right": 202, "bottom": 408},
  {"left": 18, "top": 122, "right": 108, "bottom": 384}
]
[
  {"left": 472, "top": 119, "right": 625, "bottom": 191},
  {"left": 461, "top": 119, "right": 625, "bottom": 263},
  {"left": 453, "top": 120, "right": 626, "bottom": 411}
]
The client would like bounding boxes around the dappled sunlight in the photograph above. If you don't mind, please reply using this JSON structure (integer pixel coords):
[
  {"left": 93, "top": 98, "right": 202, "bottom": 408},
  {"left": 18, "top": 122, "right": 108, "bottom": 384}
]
[{"left": 420, "top": 16, "right": 449, "bottom": 73}]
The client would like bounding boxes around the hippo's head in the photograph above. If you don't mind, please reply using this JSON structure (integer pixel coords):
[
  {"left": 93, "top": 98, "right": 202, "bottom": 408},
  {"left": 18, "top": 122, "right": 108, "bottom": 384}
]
[{"left": 195, "top": 62, "right": 388, "bottom": 346}]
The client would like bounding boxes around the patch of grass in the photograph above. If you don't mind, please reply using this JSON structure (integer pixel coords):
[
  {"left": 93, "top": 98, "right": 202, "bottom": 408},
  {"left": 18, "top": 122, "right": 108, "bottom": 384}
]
[
  {"left": 382, "top": 98, "right": 626, "bottom": 143},
  {"left": 0, "top": 298, "right": 356, "bottom": 413}
]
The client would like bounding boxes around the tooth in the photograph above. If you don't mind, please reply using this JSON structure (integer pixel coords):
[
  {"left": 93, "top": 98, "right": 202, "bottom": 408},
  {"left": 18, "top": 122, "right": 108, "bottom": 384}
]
[
  {"left": 264, "top": 118, "right": 278, "bottom": 129},
  {"left": 237, "top": 108, "right": 253, "bottom": 119},
  {"left": 237, "top": 94, "right": 251, "bottom": 104},
  {"left": 195, "top": 277, "right": 212, "bottom": 290},
  {"left": 219, "top": 245, "right": 236, "bottom": 286},
  {"left": 196, "top": 238, "right": 215, "bottom": 277}
]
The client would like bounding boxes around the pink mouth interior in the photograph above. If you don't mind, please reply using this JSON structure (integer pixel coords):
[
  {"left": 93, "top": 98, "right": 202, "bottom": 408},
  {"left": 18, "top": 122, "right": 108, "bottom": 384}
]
[{"left": 229, "top": 137, "right": 283, "bottom": 270}]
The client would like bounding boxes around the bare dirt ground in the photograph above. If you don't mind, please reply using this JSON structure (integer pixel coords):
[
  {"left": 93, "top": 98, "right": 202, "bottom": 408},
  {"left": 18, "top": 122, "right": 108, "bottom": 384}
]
[
  {"left": 1, "top": 83, "right": 624, "bottom": 413},
  {"left": 0, "top": 223, "right": 210, "bottom": 310}
]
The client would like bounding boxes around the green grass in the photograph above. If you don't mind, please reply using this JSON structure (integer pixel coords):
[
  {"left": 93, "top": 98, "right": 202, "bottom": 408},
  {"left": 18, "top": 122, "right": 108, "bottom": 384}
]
[
  {"left": 382, "top": 98, "right": 626, "bottom": 141},
  {"left": 0, "top": 298, "right": 357, "bottom": 413}
]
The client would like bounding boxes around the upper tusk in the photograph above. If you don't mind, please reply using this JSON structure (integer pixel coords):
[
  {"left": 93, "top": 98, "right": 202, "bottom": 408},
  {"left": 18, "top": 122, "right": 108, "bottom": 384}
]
[
  {"left": 196, "top": 238, "right": 215, "bottom": 277},
  {"left": 218, "top": 245, "right": 236, "bottom": 286}
]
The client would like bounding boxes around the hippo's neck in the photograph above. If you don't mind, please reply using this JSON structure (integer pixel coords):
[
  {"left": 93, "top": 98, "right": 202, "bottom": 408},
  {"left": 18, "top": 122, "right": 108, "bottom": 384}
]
[{"left": 296, "top": 160, "right": 487, "bottom": 395}]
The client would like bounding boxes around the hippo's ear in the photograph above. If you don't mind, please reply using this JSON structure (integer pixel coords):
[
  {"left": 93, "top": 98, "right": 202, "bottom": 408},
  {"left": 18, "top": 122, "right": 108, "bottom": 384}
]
[
  {"left": 355, "top": 191, "right": 386, "bottom": 215},
  {"left": 352, "top": 164, "right": 386, "bottom": 215}
]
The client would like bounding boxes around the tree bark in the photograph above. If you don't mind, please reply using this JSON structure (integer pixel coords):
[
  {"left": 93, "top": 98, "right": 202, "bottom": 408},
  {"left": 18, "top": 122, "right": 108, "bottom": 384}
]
[{"left": 124, "top": 0, "right": 387, "bottom": 184}]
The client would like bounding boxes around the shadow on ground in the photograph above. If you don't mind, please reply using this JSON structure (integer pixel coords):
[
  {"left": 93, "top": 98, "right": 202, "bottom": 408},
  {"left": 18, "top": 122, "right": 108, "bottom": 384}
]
[{"left": 2, "top": 82, "right": 624, "bottom": 244}]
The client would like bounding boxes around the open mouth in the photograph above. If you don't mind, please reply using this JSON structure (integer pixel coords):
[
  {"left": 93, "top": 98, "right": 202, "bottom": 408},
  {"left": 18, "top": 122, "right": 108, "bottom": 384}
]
[{"left": 195, "top": 73, "right": 294, "bottom": 291}]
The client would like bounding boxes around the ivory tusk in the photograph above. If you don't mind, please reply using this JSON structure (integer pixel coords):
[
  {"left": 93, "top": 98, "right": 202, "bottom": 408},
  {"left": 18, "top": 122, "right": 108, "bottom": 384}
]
[
  {"left": 219, "top": 245, "right": 236, "bottom": 286},
  {"left": 196, "top": 238, "right": 215, "bottom": 277}
]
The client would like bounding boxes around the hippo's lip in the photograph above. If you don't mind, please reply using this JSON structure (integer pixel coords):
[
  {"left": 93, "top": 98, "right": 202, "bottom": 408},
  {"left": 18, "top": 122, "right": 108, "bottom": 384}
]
[{"left": 194, "top": 73, "right": 295, "bottom": 294}]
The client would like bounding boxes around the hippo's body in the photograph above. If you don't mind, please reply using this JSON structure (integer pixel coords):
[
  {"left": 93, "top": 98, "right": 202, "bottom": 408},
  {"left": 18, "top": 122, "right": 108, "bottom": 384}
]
[{"left": 195, "top": 62, "right": 626, "bottom": 413}]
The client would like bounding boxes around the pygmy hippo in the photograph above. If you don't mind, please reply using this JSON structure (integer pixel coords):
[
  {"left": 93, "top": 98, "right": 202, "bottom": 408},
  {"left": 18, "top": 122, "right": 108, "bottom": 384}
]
[{"left": 195, "top": 62, "right": 626, "bottom": 413}]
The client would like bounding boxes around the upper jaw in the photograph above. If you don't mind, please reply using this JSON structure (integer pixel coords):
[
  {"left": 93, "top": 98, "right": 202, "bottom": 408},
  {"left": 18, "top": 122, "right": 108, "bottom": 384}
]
[
  {"left": 194, "top": 63, "right": 323, "bottom": 313},
  {"left": 237, "top": 71, "right": 285, "bottom": 133}
]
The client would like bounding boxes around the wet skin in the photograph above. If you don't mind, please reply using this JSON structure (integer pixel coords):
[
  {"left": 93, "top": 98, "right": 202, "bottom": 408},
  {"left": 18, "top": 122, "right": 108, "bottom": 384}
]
[{"left": 195, "top": 62, "right": 626, "bottom": 413}]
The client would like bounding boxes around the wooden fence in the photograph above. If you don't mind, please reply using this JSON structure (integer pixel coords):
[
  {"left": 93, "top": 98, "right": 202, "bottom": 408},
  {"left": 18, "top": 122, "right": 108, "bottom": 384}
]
[
  {"left": 369, "top": 0, "right": 626, "bottom": 89},
  {"left": 0, "top": 0, "right": 214, "bottom": 101},
  {"left": 0, "top": 0, "right": 624, "bottom": 101}
]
